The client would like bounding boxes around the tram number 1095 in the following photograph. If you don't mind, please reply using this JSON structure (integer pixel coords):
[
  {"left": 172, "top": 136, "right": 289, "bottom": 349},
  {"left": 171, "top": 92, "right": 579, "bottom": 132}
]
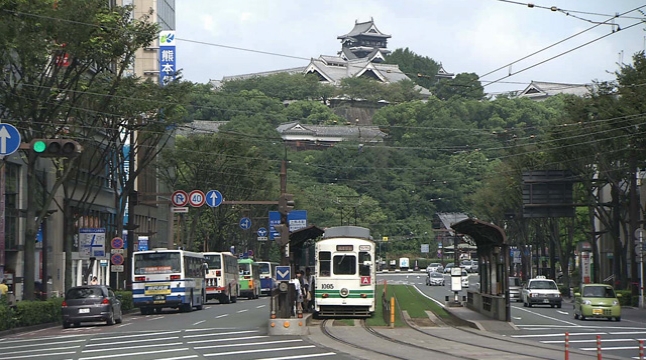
[{"left": 321, "top": 284, "right": 334, "bottom": 289}]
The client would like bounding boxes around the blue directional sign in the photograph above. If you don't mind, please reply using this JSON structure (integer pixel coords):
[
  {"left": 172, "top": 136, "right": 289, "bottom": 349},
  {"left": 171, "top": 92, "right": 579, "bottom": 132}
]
[
  {"left": 239, "top": 217, "right": 252, "bottom": 230},
  {"left": 276, "top": 266, "right": 291, "bottom": 281},
  {"left": 268, "top": 210, "right": 308, "bottom": 240},
  {"left": 0, "top": 124, "right": 21, "bottom": 156},
  {"left": 257, "top": 227, "right": 267, "bottom": 237},
  {"left": 205, "top": 190, "right": 223, "bottom": 207}
]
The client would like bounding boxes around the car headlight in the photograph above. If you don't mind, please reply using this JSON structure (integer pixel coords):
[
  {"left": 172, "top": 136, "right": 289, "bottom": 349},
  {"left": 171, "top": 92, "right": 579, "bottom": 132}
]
[
  {"left": 583, "top": 300, "right": 592, "bottom": 305},
  {"left": 612, "top": 300, "right": 619, "bottom": 306}
]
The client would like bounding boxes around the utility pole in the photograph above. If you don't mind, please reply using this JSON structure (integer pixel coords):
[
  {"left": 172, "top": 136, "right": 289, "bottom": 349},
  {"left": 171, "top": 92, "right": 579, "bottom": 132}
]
[{"left": 124, "top": 127, "right": 138, "bottom": 290}]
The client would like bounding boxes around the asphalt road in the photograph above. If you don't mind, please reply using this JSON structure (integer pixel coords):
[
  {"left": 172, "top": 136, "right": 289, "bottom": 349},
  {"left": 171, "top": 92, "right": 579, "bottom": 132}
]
[
  {"left": 383, "top": 271, "right": 646, "bottom": 360},
  {"left": 0, "top": 297, "right": 351, "bottom": 360}
]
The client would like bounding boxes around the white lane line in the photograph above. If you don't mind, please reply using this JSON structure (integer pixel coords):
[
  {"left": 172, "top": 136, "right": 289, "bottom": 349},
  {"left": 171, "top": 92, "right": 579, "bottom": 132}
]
[
  {"left": 257, "top": 353, "right": 336, "bottom": 360},
  {"left": 2, "top": 339, "right": 86, "bottom": 350},
  {"left": 581, "top": 345, "right": 641, "bottom": 351},
  {"left": 147, "top": 316, "right": 164, "bottom": 321},
  {"left": 193, "top": 320, "right": 206, "bottom": 326},
  {"left": 183, "top": 330, "right": 258, "bottom": 339},
  {"left": 85, "top": 336, "right": 179, "bottom": 347},
  {"left": 610, "top": 331, "right": 646, "bottom": 335},
  {"left": 79, "top": 348, "right": 189, "bottom": 360},
  {"left": 512, "top": 317, "right": 522, "bottom": 320},
  {"left": 256, "top": 305, "right": 266, "bottom": 308},
  {"left": 2, "top": 346, "right": 81, "bottom": 356},
  {"left": 237, "top": 309, "right": 248, "bottom": 313},
  {"left": 187, "top": 335, "right": 268, "bottom": 345},
  {"left": 118, "top": 323, "right": 132, "bottom": 328},
  {"left": 215, "top": 314, "right": 228, "bottom": 319},
  {"left": 557, "top": 310, "right": 569, "bottom": 315},
  {"left": 204, "top": 345, "right": 315, "bottom": 356},
  {"left": 90, "top": 330, "right": 181, "bottom": 341},
  {"left": 194, "top": 339, "right": 302, "bottom": 350},
  {"left": 543, "top": 338, "right": 640, "bottom": 344},
  {"left": 0, "top": 351, "right": 78, "bottom": 359},
  {"left": 514, "top": 307, "right": 579, "bottom": 326},
  {"left": 82, "top": 342, "right": 183, "bottom": 353},
  {"left": 156, "top": 356, "right": 198, "bottom": 360},
  {"left": 512, "top": 332, "right": 607, "bottom": 338}
]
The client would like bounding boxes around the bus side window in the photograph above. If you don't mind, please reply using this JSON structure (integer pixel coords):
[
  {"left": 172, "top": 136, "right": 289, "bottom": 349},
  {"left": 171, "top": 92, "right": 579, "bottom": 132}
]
[{"left": 319, "top": 251, "right": 331, "bottom": 277}]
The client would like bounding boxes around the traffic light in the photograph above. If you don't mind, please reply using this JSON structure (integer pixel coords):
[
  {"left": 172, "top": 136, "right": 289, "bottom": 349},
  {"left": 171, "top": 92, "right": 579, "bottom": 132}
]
[
  {"left": 31, "top": 139, "right": 82, "bottom": 158},
  {"left": 278, "top": 193, "right": 295, "bottom": 215},
  {"left": 273, "top": 224, "right": 290, "bottom": 246}
]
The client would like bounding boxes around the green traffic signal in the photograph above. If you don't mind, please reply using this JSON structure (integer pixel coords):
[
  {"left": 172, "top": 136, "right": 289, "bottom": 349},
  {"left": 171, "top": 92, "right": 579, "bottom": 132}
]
[{"left": 32, "top": 140, "right": 47, "bottom": 153}]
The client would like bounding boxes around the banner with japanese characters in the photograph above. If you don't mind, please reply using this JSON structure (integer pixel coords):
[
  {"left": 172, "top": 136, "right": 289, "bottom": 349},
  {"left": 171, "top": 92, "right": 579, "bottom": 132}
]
[{"left": 159, "top": 31, "right": 176, "bottom": 85}]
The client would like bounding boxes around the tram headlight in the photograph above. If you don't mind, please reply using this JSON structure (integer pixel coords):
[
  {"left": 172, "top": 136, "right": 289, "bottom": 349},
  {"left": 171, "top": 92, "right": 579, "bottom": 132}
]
[
  {"left": 361, "top": 293, "right": 367, "bottom": 298},
  {"left": 322, "top": 293, "right": 329, "bottom": 298},
  {"left": 340, "top": 288, "right": 349, "bottom": 298}
]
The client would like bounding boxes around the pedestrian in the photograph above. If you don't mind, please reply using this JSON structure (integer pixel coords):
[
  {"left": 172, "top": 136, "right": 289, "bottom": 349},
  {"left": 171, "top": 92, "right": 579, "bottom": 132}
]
[
  {"left": 90, "top": 276, "right": 98, "bottom": 285},
  {"left": 299, "top": 270, "right": 309, "bottom": 312},
  {"left": 305, "top": 267, "right": 315, "bottom": 311},
  {"left": 0, "top": 279, "right": 8, "bottom": 297},
  {"left": 290, "top": 273, "right": 303, "bottom": 316}
]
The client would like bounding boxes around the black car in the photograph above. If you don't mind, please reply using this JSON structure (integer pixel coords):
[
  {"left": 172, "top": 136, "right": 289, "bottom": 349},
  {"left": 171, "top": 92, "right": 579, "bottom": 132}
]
[{"left": 61, "top": 285, "right": 123, "bottom": 328}]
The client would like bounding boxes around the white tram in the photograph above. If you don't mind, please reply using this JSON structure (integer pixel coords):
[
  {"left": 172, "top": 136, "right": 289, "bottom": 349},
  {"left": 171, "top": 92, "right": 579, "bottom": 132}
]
[{"left": 314, "top": 226, "right": 376, "bottom": 318}]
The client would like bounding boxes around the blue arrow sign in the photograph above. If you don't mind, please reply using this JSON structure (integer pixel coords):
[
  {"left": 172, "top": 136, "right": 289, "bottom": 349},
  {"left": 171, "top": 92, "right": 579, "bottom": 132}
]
[
  {"left": 276, "top": 266, "right": 291, "bottom": 281},
  {"left": 0, "top": 124, "right": 21, "bottom": 156},
  {"left": 239, "top": 217, "right": 251, "bottom": 230},
  {"left": 205, "top": 190, "right": 223, "bottom": 207},
  {"left": 257, "top": 227, "right": 267, "bottom": 237}
]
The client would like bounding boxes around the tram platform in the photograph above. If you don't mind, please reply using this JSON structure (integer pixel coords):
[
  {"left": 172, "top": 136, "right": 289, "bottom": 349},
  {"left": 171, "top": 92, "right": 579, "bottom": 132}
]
[{"left": 267, "top": 312, "right": 313, "bottom": 335}]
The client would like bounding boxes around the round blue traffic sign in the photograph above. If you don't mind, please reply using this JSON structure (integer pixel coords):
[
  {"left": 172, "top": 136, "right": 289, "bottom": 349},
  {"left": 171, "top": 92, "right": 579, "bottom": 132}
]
[
  {"left": 111, "top": 253, "right": 124, "bottom": 266},
  {"left": 257, "top": 227, "right": 267, "bottom": 237},
  {"left": 0, "top": 124, "right": 21, "bottom": 156},
  {"left": 205, "top": 190, "right": 223, "bottom": 207},
  {"left": 239, "top": 217, "right": 252, "bottom": 230}
]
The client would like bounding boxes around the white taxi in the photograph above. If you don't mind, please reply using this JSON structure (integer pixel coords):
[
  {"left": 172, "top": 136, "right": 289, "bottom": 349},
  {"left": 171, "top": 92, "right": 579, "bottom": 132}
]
[{"left": 521, "top": 276, "right": 562, "bottom": 308}]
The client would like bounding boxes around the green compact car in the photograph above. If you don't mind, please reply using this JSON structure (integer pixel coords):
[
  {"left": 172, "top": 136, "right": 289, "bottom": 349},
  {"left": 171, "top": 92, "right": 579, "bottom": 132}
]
[{"left": 573, "top": 284, "right": 621, "bottom": 321}]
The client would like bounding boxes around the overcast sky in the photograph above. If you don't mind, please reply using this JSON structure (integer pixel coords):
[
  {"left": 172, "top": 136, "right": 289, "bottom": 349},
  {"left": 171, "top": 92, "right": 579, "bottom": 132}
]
[{"left": 175, "top": 1, "right": 645, "bottom": 95}]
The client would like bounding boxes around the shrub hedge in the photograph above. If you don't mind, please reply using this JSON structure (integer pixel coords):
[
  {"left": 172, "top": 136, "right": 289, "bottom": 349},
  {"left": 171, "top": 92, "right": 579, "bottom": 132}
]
[{"left": 0, "top": 291, "right": 134, "bottom": 332}]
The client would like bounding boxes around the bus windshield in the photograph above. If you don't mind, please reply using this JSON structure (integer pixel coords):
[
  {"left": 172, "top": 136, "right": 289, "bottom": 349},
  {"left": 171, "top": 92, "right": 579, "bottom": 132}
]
[
  {"left": 258, "top": 262, "right": 271, "bottom": 275},
  {"left": 239, "top": 262, "right": 251, "bottom": 275},
  {"left": 134, "top": 252, "right": 181, "bottom": 275},
  {"left": 203, "top": 254, "right": 222, "bottom": 269}
]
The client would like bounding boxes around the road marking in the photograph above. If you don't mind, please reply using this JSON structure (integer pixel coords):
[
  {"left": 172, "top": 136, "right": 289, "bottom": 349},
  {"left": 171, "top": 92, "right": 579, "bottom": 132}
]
[
  {"left": 512, "top": 332, "right": 606, "bottom": 338},
  {"left": 193, "top": 320, "right": 205, "bottom": 326},
  {"left": 183, "top": 330, "right": 258, "bottom": 339},
  {"left": 557, "top": 310, "right": 569, "bottom": 315},
  {"left": 515, "top": 307, "right": 579, "bottom": 326},
  {"left": 118, "top": 323, "right": 132, "bottom": 328},
  {"left": 204, "top": 345, "right": 316, "bottom": 356},
  {"left": 543, "top": 338, "right": 636, "bottom": 344},
  {"left": 580, "top": 345, "right": 641, "bottom": 351},
  {"left": 610, "top": 331, "right": 646, "bottom": 335},
  {"left": 187, "top": 335, "right": 268, "bottom": 345},
  {"left": 90, "top": 330, "right": 181, "bottom": 341},
  {"left": 147, "top": 316, "right": 164, "bottom": 321},
  {"left": 256, "top": 305, "right": 266, "bottom": 308},
  {"left": 79, "top": 348, "right": 190, "bottom": 360},
  {"left": 156, "top": 356, "right": 198, "bottom": 360},
  {"left": 82, "top": 342, "right": 184, "bottom": 353},
  {"left": 194, "top": 339, "right": 302, "bottom": 350},
  {"left": 0, "top": 351, "right": 78, "bottom": 359},
  {"left": 2, "top": 339, "right": 86, "bottom": 349},
  {"left": 237, "top": 309, "right": 248, "bottom": 313},
  {"left": 257, "top": 353, "right": 336, "bottom": 360},
  {"left": 3, "top": 345, "right": 81, "bottom": 356},
  {"left": 215, "top": 314, "right": 228, "bottom": 319},
  {"left": 513, "top": 316, "right": 522, "bottom": 320},
  {"left": 85, "top": 336, "right": 179, "bottom": 347}
]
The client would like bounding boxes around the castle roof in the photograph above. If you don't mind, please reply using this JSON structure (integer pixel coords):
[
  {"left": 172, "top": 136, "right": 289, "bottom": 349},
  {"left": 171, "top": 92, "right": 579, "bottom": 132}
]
[{"left": 338, "top": 18, "right": 391, "bottom": 40}]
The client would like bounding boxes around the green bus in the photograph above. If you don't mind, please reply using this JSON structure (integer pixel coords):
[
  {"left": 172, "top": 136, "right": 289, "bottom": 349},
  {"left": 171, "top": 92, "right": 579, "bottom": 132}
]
[{"left": 237, "top": 258, "right": 261, "bottom": 299}]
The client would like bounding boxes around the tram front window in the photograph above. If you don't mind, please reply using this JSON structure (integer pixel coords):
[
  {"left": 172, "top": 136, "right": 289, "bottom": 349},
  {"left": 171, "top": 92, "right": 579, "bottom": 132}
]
[
  {"left": 319, "top": 251, "right": 331, "bottom": 277},
  {"left": 334, "top": 255, "right": 356, "bottom": 275},
  {"left": 359, "top": 251, "right": 371, "bottom": 276}
]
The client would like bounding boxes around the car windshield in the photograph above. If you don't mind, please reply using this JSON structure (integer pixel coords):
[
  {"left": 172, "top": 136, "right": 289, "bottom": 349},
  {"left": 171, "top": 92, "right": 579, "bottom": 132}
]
[
  {"left": 529, "top": 280, "right": 558, "bottom": 290},
  {"left": 583, "top": 286, "right": 616, "bottom": 298},
  {"left": 431, "top": 273, "right": 443, "bottom": 278},
  {"left": 67, "top": 287, "right": 103, "bottom": 299},
  {"left": 429, "top": 263, "right": 440, "bottom": 268}
]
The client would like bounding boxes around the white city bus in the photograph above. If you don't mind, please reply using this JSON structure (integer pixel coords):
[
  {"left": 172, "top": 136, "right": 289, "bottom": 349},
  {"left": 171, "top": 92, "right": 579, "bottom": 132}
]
[
  {"left": 202, "top": 251, "right": 239, "bottom": 303},
  {"left": 132, "top": 248, "right": 207, "bottom": 315}
]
